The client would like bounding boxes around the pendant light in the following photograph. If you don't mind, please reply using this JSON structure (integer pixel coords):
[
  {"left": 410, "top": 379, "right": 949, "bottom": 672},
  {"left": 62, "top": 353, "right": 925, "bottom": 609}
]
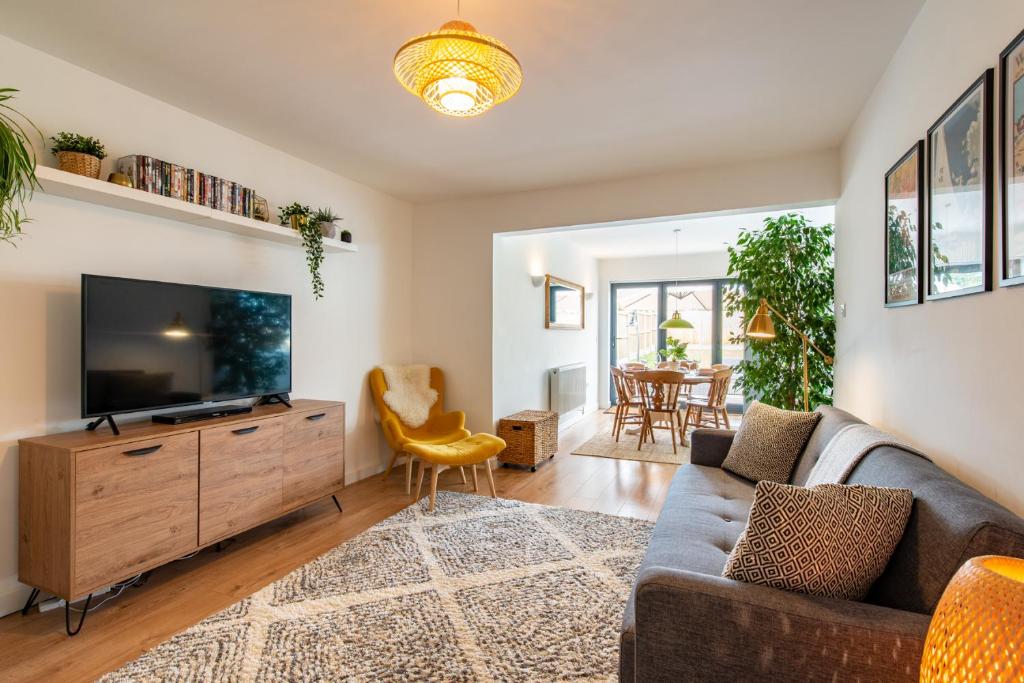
[
  {"left": 393, "top": 1, "right": 523, "bottom": 117},
  {"left": 660, "top": 229, "right": 695, "bottom": 330}
]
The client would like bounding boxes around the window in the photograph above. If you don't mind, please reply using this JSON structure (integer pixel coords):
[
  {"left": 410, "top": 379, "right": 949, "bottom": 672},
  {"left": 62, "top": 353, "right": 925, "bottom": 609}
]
[{"left": 610, "top": 278, "right": 743, "bottom": 407}]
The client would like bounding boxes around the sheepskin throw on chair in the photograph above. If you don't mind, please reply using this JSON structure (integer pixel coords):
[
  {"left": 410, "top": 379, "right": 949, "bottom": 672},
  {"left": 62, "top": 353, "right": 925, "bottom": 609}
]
[{"left": 379, "top": 364, "right": 438, "bottom": 428}]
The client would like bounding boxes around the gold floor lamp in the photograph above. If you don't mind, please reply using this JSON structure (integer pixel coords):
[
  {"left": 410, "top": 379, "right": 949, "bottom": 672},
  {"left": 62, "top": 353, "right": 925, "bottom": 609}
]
[{"left": 745, "top": 298, "right": 833, "bottom": 412}]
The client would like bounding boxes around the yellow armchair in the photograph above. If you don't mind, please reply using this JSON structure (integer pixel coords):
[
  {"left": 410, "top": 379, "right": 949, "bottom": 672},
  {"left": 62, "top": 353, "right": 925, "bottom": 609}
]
[{"left": 369, "top": 366, "right": 471, "bottom": 493}]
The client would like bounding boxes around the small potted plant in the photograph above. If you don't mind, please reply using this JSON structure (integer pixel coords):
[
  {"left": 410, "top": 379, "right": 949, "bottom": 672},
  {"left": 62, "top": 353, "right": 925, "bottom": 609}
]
[
  {"left": 339, "top": 229, "right": 352, "bottom": 243},
  {"left": 279, "top": 202, "right": 324, "bottom": 299},
  {"left": 310, "top": 207, "right": 340, "bottom": 239},
  {"left": 50, "top": 132, "right": 106, "bottom": 179},
  {"left": 659, "top": 337, "right": 689, "bottom": 370}
]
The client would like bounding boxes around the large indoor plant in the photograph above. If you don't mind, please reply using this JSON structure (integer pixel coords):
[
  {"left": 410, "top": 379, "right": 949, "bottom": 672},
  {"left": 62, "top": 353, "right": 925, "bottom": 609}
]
[
  {"left": 0, "top": 88, "right": 41, "bottom": 244},
  {"left": 279, "top": 202, "right": 325, "bottom": 299},
  {"left": 50, "top": 131, "right": 106, "bottom": 178},
  {"left": 724, "top": 212, "right": 835, "bottom": 410}
]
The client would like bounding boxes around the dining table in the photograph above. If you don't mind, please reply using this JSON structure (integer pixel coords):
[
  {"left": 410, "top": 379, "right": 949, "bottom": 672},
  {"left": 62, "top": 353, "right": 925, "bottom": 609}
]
[{"left": 620, "top": 368, "right": 713, "bottom": 437}]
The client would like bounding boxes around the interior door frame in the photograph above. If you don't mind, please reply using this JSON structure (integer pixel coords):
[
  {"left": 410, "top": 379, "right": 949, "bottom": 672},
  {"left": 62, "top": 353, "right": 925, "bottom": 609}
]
[{"left": 609, "top": 277, "right": 734, "bottom": 405}]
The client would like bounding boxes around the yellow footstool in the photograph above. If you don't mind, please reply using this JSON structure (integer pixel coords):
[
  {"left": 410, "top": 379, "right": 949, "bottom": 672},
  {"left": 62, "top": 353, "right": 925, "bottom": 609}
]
[{"left": 404, "top": 433, "right": 507, "bottom": 512}]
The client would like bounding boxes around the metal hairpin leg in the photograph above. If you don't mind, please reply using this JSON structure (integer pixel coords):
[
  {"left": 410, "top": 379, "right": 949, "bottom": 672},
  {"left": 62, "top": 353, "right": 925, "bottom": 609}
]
[
  {"left": 331, "top": 494, "right": 343, "bottom": 513},
  {"left": 21, "top": 587, "right": 40, "bottom": 616},
  {"left": 65, "top": 594, "right": 92, "bottom": 636}
]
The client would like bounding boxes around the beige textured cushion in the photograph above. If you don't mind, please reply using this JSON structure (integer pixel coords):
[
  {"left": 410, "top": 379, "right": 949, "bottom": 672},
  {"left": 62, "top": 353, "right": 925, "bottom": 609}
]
[
  {"left": 723, "top": 481, "right": 913, "bottom": 600},
  {"left": 721, "top": 401, "right": 821, "bottom": 483}
]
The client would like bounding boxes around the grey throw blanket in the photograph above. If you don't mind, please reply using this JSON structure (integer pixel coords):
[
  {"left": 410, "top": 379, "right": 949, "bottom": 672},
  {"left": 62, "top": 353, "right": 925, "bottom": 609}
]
[{"left": 805, "top": 423, "right": 929, "bottom": 485}]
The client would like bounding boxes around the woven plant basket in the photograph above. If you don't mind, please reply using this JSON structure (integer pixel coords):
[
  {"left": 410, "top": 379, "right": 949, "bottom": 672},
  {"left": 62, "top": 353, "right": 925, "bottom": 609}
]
[
  {"left": 57, "top": 151, "right": 101, "bottom": 179},
  {"left": 497, "top": 410, "right": 558, "bottom": 470}
]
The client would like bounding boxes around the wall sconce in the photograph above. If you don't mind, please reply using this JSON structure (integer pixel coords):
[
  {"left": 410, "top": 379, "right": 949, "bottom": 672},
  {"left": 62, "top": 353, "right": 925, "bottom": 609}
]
[{"left": 530, "top": 274, "right": 547, "bottom": 288}]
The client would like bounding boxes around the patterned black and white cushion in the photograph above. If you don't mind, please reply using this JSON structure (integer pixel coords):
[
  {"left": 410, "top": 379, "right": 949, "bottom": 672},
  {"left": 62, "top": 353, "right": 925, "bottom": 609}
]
[
  {"left": 722, "top": 481, "right": 913, "bottom": 600},
  {"left": 721, "top": 401, "right": 821, "bottom": 483}
]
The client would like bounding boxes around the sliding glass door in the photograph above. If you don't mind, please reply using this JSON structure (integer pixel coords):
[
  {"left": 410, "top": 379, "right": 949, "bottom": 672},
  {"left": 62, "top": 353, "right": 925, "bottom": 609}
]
[{"left": 610, "top": 278, "right": 742, "bottom": 407}]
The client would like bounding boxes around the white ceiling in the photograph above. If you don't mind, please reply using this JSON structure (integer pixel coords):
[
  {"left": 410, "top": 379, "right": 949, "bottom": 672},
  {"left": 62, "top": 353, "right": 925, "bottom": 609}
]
[
  {"left": 0, "top": 0, "right": 923, "bottom": 202},
  {"left": 541, "top": 205, "right": 836, "bottom": 259}
]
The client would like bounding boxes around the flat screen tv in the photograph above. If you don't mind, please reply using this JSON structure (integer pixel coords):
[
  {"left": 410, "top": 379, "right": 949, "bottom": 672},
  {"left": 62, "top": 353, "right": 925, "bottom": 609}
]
[{"left": 82, "top": 274, "right": 292, "bottom": 418}]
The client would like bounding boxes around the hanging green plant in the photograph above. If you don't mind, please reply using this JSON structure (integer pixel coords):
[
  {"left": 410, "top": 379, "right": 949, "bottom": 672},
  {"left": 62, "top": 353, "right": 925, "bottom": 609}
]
[
  {"left": 0, "top": 88, "right": 42, "bottom": 244},
  {"left": 279, "top": 202, "right": 324, "bottom": 299},
  {"left": 724, "top": 213, "right": 835, "bottom": 411}
]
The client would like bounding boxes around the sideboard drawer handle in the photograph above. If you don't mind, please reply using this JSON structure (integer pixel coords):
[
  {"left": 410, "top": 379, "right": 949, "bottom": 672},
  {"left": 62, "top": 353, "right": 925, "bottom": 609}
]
[
  {"left": 305, "top": 413, "right": 327, "bottom": 421},
  {"left": 123, "top": 445, "right": 162, "bottom": 457},
  {"left": 232, "top": 426, "right": 260, "bottom": 435}
]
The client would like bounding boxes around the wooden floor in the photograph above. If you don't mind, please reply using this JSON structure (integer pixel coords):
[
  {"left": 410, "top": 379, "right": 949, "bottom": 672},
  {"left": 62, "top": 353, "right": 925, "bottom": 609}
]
[{"left": 0, "top": 410, "right": 679, "bottom": 682}]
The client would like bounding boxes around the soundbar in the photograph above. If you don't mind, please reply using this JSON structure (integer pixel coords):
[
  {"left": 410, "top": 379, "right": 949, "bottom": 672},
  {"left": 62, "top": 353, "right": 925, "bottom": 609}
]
[{"left": 152, "top": 404, "right": 253, "bottom": 425}]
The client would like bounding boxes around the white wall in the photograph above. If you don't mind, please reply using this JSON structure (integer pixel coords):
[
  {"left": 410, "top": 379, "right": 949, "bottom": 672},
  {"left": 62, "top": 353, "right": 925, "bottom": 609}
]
[
  {"left": 492, "top": 233, "right": 599, "bottom": 423},
  {"left": 412, "top": 149, "right": 841, "bottom": 433},
  {"left": 596, "top": 251, "right": 731, "bottom": 406},
  {"left": 0, "top": 36, "right": 414, "bottom": 615},
  {"left": 836, "top": 0, "right": 1024, "bottom": 515}
]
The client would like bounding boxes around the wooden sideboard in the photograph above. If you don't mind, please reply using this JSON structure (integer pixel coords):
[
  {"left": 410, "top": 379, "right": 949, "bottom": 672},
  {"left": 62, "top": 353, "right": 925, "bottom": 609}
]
[{"left": 18, "top": 399, "right": 344, "bottom": 604}]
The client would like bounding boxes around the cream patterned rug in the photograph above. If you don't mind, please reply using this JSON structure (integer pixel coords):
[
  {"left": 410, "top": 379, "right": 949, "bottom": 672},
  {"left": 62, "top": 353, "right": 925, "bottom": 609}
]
[
  {"left": 100, "top": 492, "right": 654, "bottom": 682},
  {"left": 573, "top": 429, "right": 691, "bottom": 465}
]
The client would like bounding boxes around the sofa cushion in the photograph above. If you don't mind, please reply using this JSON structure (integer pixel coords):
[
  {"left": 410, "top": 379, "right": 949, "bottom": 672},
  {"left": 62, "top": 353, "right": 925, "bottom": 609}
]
[
  {"left": 848, "top": 446, "right": 1024, "bottom": 614},
  {"left": 620, "top": 464, "right": 755, "bottom": 682},
  {"left": 723, "top": 481, "right": 913, "bottom": 600},
  {"left": 722, "top": 401, "right": 821, "bottom": 483}
]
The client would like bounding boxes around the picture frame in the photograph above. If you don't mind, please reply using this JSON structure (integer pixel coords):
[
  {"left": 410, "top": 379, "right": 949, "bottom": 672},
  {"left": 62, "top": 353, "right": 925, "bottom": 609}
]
[
  {"left": 926, "top": 69, "right": 994, "bottom": 300},
  {"left": 884, "top": 141, "right": 925, "bottom": 306},
  {"left": 1000, "top": 28, "right": 1024, "bottom": 286},
  {"left": 544, "top": 274, "right": 585, "bottom": 329}
]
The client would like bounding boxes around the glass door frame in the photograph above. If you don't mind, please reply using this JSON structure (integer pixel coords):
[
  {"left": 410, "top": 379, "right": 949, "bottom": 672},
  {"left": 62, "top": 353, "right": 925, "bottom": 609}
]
[{"left": 609, "top": 277, "right": 735, "bottom": 405}]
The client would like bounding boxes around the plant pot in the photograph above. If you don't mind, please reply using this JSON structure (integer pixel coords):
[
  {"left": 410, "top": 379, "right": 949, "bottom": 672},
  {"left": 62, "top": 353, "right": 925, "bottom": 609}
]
[
  {"left": 57, "top": 151, "right": 101, "bottom": 179},
  {"left": 663, "top": 360, "right": 681, "bottom": 371},
  {"left": 319, "top": 222, "right": 337, "bottom": 239},
  {"left": 340, "top": 230, "right": 352, "bottom": 243},
  {"left": 289, "top": 214, "right": 308, "bottom": 230}
]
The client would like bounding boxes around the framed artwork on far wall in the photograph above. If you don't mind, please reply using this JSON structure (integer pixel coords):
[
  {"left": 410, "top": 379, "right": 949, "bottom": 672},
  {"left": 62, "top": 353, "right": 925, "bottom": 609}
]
[
  {"left": 926, "top": 69, "right": 994, "bottom": 300},
  {"left": 1000, "top": 28, "right": 1024, "bottom": 286},
  {"left": 884, "top": 141, "right": 925, "bottom": 306}
]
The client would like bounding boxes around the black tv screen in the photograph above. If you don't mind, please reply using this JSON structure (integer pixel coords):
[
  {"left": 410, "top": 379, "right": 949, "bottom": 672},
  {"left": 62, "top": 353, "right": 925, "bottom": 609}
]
[{"left": 82, "top": 275, "right": 292, "bottom": 417}]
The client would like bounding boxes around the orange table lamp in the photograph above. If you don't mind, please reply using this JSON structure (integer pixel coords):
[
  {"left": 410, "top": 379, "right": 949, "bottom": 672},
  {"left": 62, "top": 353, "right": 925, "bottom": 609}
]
[{"left": 920, "top": 555, "right": 1024, "bottom": 681}]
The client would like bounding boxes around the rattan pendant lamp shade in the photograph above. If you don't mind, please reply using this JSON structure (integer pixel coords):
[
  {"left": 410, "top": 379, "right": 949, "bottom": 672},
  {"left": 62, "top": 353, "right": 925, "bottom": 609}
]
[{"left": 393, "top": 19, "right": 522, "bottom": 117}]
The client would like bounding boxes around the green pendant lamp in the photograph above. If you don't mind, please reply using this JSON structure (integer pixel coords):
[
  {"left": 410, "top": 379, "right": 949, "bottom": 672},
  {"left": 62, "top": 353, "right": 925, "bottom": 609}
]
[{"left": 660, "top": 229, "right": 694, "bottom": 330}]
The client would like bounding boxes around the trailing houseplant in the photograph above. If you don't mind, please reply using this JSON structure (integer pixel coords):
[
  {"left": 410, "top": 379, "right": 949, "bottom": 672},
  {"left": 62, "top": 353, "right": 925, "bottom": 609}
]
[
  {"left": 50, "top": 131, "right": 106, "bottom": 178},
  {"left": 724, "top": 212, "right": 835, "bottom": 411},
  {"left": 279, "top": 202, "right": 325, "bottom": 299},
  {"left": 0, "top": 88, "right": 41, "bottom": 244}
]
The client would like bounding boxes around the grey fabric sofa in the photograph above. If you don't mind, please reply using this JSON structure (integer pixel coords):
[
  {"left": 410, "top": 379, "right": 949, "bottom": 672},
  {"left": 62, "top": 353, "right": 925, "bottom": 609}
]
[{"left": 620, "top": 405, "right": 1024, "bottom": 682}]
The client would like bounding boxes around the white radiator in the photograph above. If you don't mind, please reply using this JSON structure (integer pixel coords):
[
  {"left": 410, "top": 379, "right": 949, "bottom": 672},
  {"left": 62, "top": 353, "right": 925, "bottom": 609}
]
[{"left": 549, "top": 363, "right": 586, "bottom": 418}]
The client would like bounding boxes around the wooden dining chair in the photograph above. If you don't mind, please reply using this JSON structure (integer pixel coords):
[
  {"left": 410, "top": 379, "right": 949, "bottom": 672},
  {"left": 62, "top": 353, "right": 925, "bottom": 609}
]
[
  {"left": 682, "top": 367, "right": 733, "bottom": 435},
  {"left": 633, "top": 370, "right": 686, "bottom": 454},
  {"left": 610, "top": 366, "right": 644, "bottom": 441}
]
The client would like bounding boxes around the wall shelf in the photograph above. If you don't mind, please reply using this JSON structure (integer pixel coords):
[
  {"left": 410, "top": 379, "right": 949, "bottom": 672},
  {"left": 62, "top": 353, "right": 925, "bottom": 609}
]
[{"left": 35, "top": 165, "right": 358, "bottom": 253}]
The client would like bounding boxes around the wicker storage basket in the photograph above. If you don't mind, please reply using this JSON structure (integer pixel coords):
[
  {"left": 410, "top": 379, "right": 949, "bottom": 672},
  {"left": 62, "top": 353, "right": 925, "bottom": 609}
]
[
  {"left": 497, "top": 410, "right": 558, "bottom": 470},
  {"left": 57, "top": 151, "right": 101, "bottom": 179}
]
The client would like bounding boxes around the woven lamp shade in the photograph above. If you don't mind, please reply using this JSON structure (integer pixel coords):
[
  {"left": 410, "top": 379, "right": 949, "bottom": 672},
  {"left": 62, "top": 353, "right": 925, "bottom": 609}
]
[
  {"left": 394, "top": 20, "right": 522, "bottom": 117},
  {"left": 920, "top": 555, "right": 1024, "bottom": 681}
]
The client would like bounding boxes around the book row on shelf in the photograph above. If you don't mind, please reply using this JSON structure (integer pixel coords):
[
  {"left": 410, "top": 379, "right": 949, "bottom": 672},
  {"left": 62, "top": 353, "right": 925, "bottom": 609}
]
[{"left": 115, "top": 155, "right": 261, "bottom": 219}]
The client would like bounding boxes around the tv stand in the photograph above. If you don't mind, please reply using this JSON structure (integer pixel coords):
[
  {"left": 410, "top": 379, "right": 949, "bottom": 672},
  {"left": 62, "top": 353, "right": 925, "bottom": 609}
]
[
  {"left": 84, "top": 414, "right": 120, "bottom": 436},
  {"left": 19, "top": 399, "right": 344, "bottom": 636},
  {"left": 255, "top": 393, "right": 291, "bottom": 408}
]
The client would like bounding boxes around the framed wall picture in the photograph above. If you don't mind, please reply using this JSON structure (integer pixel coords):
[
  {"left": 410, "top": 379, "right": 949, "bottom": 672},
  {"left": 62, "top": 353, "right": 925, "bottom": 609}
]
[
  {"left": 1001, "top": 29, "right": 1024, "bottom": 286},
  {"left": 926, "top": 69, "right": 994, "bottom": 300},
  {"left": 884, "top": 141, "right": 925, "bottom": 306}
]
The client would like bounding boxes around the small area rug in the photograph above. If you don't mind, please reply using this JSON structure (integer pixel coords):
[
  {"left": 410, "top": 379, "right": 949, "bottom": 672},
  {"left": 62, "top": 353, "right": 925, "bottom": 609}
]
[
  {"left": 573, "top": 430, "right": 690, "bottom": 465},
  {"left": 100, "top": 492, "right": 654, "bottom": 682}
]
